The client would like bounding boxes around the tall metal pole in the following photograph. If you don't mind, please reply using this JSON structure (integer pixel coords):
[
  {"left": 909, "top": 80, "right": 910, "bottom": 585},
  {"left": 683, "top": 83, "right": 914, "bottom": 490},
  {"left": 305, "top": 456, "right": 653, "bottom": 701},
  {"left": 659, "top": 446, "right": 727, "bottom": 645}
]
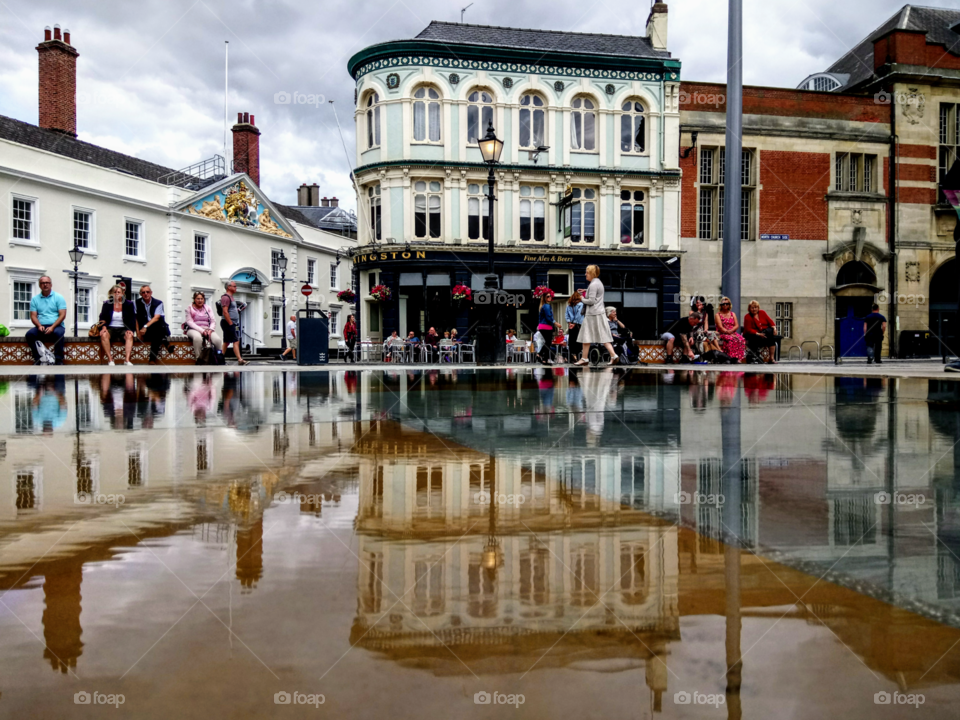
[
  {"left": 280, "top": 261, "right": 287, "bottom": 351},
  {"left": 486, "top": 165, "right": 496, "bottom": 276},
  {"left": 72, "top": 263, "right": 79, "bottom": 337},
  {"left": 721, "top": 0, "right": 743, "bottom": 318},
  {"left": 224, "top": 41, "right": 229, "bottom": 171}
]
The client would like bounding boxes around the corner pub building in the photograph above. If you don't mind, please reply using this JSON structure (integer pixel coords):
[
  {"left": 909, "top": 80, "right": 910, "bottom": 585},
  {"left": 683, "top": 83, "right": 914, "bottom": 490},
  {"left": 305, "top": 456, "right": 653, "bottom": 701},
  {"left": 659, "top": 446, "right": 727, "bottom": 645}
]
[{"left": 346, "top": 6, "right": 683, "bottom": 345}]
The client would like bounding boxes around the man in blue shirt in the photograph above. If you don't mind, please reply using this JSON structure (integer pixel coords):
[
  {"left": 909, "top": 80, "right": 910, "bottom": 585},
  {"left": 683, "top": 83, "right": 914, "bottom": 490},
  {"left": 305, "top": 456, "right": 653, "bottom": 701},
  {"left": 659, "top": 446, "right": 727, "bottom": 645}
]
[
  {"left": 862, "top": 304, "right": 887, "bottom": 365},
  {"left": 26, "top": 276, "right": 67, "bottom": 365}
]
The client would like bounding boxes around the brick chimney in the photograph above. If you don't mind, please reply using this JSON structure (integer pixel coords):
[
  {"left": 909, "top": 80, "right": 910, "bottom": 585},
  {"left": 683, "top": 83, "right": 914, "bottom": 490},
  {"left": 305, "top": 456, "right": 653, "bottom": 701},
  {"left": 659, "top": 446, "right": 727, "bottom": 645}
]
[
  {"left": 37, "top": 24, "right": 79, "bottom": 137},
  {"left": 232, "top": 112, "right": 261, "bottom": 186},
  {"left": 321, "top": 196, "right": 329, "bottom": 207},
  {"left": 646, "top": 2, "right": 668, "bottom": 52},
  {"left": 329, "top": 197, "right": 339, "bottom": 208}
]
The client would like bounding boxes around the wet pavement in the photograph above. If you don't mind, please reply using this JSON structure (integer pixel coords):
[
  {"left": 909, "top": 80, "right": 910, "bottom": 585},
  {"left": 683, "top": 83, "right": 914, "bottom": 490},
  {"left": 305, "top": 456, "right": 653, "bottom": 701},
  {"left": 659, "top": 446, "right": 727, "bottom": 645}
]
[{"left": 0, "top": 368, "right": 959, "bottom": 718}]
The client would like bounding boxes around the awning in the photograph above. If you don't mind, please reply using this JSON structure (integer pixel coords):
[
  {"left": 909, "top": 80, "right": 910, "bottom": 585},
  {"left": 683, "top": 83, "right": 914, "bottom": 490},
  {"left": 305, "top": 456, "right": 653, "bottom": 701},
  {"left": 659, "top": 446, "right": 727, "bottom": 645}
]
[
  {"left": 399, "top": 272, "right": 423, "bottom": 286},
  {"left": 624, "top": 291, "right": 658, "bottom": 308},
  {"left": 503, "top": 273, "right": 532, "bottom": 290},
  {"left": 427, "top": 273, "right": 450, "bottom": 286}
]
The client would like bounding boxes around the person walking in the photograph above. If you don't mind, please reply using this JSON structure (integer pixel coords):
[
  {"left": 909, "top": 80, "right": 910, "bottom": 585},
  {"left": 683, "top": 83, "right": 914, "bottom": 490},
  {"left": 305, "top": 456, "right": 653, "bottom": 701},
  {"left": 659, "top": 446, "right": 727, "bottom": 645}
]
[
  {"left": 743, "top": 300, "right": 780, "bottom": 363},
  {"left": 99, "top": 285, "right": 136, "bottom": 366},
  {"left": 280, "top": 315, "right": 297, "bottom": 362},
  {"left": 184, "top": 292, "right": 223, "bottom": 361},
  {"left": 715, "top": 297, "right": 746, "bottom": 362},
  {"left": 566, "top": 291, "right": 585, "bottom": 361},
  {"left": 343, "top": 314, "right": 357, "bottom": 361},
  {"left": 135, "top": 285, "right": 170, "bottom": 365},
  {"left": 536, "top": 294, "right": 556, "bottom": 365},
  {"left": 575, "top": 264, "right": 616, "bottom": 366},
  {"left": 25, "top": 276, "right": 67, "bottom": 365},
  {"left": 863, "top": 303, "right": 887, "bottom": 365},
  {"left": 220, "top": 281, "right": 248, "bottom": 366}
]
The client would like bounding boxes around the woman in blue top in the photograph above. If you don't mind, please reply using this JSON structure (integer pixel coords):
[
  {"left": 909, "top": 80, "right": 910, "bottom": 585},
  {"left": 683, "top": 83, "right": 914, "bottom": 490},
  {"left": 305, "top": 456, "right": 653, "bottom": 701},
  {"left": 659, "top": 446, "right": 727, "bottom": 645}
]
[
  {"left": 565, "top": 291, "right": 585, "bottom": 362},
  {"left": 536, "top": 296, "right": 556, "bottom": 364}
]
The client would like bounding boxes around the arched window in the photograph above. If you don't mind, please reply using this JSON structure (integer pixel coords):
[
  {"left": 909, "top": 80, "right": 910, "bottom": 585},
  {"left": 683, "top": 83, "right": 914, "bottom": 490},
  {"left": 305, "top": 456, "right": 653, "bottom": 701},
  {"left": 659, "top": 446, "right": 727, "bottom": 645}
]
[
  {"left": 413, "top": 87, "right": 441, "bottom": 142},
  {"left": 467, "top": 89, "right": 493, "bottom": 144},
  {"left": 366, "top": 93, "right": 381, "bottom": 149},
  {"left": 414, "top": 180, "right": 442, "bottom": 238},
  {"left": 571, "top": 97, "right": 596, "bottom": 151},
  {"left": 836, "top": 261, "right": 876, "bottom": 286},
  {"left": 368, "top": 185, "right": 381, "bottom": 240},
  {"left": 620, "top": 100, "right": 646, "bottom": 154},
  {"left": 519, "top": 94, "right": 545, "bottom": 149}
]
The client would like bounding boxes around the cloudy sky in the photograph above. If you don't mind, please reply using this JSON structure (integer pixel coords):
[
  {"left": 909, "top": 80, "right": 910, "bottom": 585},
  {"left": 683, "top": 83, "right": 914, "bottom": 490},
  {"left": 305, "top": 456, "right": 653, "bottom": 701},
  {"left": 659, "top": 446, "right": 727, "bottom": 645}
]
[{"left": 0, "top": 0, "right": 949, "bottom": 213}]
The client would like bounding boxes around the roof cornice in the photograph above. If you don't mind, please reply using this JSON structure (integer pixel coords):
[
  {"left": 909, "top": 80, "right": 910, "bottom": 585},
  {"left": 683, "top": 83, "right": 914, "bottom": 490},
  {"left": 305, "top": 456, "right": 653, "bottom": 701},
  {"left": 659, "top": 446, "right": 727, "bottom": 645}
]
[
  {"left": 348, "top": 39, "right": 680, "bottom": 81},
  {"left": 353, "top": 159, "right": 681, "bottom": 179}
]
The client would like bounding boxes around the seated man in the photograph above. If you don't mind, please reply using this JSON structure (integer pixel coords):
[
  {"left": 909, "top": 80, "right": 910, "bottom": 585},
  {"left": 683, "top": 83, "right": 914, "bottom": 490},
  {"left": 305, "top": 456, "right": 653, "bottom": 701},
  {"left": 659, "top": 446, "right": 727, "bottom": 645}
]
[
  {"left": 383, "top": 331, "right": 403, "bottom": 361},
  {"left": 136, "top": 285, "right": 170, "bottom": 364},
  {"left": 26, "top": 276, "right": 67, "bottom": 365},
  {"left": 661, "top": 312, "right": 701, "bottom": 363},
  {"left": 406, "top": 331, "right": 420, "bottom": 345}
]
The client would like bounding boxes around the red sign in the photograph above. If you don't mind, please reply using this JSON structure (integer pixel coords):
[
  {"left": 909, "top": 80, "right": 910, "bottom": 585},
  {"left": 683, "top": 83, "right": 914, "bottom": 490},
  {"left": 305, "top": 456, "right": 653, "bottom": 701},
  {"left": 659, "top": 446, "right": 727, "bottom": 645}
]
[{"left": 301, "top": 284, "right": 313, "bottom": 297}]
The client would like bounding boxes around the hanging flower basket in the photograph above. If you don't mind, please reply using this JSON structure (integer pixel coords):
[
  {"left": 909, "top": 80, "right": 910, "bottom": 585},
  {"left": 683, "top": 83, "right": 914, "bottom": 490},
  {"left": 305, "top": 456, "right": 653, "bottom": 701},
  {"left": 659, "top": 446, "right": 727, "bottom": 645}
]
[
  {"left": 452, "top": 284, "right": 472, "bottom": 302},
  {"left": 336, "top": 289, "right": 356, "bottom": 303},
  {"left": 369, "top": 284, "right": 392, "bottom": 302},
  {"left": 533, "top": 286, "right": 555, "bottom": 302}
]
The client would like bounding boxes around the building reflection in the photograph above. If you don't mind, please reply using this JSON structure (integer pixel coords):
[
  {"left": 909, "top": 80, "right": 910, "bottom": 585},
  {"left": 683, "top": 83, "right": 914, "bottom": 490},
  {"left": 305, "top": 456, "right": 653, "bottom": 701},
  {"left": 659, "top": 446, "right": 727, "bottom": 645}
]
[{"left": 42, "top": 557, "right": 83, "bottom": 673}]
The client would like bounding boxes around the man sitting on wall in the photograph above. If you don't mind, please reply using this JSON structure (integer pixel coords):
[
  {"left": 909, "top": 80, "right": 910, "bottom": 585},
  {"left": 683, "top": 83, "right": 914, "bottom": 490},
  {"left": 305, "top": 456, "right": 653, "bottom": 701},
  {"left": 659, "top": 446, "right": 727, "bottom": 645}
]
[
  {"left": 25, "top": 276, "right": 67, "bottom": 365},
  {"left": 136, "top": 285, "right": 171, "bottom": 365},
  {"left": 661, "top": 312, "right": 700, "bottom": 364}
]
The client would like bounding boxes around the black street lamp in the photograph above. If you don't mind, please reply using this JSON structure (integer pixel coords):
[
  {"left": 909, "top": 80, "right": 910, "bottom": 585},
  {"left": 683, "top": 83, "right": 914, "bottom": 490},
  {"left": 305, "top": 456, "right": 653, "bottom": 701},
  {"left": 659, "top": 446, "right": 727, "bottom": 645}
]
[
  {"left": 476, "top": 121, "right": 505, "bottom": 363},
  {"left": 278, "top": 251, "right": 288, "bottom": 351},
  {"left": 67, "top": 245, "right": 84, "bottom": 336}
]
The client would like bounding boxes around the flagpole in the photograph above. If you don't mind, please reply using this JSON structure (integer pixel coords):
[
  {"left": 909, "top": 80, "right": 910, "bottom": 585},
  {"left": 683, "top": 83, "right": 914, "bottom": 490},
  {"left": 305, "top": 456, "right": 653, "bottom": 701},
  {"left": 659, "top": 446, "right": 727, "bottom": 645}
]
[
  {"left": 721, "top": 0, "right": 743, "bottom": 318},
  {"left": 224, "top": 41, "right": 229, "bottom": 173}
]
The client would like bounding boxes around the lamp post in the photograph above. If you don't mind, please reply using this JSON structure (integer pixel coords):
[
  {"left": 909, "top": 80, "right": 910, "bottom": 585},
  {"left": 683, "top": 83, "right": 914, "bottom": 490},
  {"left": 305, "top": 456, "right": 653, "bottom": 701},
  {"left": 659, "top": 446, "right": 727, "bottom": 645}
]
[
  {"left": 68, "top": 246, "right": 84, "bottom": 336},
  {"left": 278, "top": 252, "right": 288, "bottom": 351},
  {"left": 477, "top": 121, "right": 505, "bottom": 363}
]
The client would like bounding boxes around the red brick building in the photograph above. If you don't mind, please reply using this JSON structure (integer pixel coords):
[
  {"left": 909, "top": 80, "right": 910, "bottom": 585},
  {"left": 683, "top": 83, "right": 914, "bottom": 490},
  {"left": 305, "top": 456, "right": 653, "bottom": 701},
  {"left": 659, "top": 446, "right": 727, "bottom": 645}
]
[{"left": 679, "top": 5, "right": 960, "bottom": 357}]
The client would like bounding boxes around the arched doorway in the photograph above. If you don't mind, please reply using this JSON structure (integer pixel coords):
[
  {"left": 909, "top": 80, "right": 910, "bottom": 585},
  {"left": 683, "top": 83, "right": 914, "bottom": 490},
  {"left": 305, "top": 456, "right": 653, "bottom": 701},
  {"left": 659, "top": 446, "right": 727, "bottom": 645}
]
[
  {"left": 229, "top": 268, "right": 269, "bottom": 351},
  {"left": 930, "top": 259, "right": 957, "bottom": 356},
  {"left": 834, "top": 261, "right": 879, "bottom": 357}
]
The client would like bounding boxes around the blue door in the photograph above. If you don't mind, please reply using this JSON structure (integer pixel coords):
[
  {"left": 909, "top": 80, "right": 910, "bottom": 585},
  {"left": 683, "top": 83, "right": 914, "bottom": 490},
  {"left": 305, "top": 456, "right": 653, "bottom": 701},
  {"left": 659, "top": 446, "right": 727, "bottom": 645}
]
[{"left": 838, "top": 306, "right": 866, "bottom": 358}]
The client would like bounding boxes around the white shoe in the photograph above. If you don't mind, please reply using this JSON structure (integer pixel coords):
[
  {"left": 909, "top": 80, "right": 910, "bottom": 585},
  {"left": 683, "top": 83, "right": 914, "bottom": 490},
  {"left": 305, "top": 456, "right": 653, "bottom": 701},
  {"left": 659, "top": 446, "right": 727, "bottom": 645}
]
[
  {"left": 124, "top": 361, "right": 133, "bottom": 366},
  {"left": 108, "top": 360, "right": 115, "bottom": 366}
]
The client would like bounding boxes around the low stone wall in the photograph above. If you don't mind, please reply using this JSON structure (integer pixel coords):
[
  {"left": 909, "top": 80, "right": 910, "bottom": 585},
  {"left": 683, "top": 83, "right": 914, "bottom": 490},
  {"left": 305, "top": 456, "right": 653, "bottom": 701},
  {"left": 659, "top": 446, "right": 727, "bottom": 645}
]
[{"left": 0, "top": 336, "right": 198, "bottom": 365}]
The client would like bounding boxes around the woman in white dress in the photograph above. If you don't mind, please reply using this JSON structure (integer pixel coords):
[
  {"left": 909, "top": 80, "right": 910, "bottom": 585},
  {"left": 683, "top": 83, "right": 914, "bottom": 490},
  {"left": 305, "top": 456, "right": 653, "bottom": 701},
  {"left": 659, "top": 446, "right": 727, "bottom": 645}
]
[{"left": 575, "top": 264, "right": 618, "bottom": 366}]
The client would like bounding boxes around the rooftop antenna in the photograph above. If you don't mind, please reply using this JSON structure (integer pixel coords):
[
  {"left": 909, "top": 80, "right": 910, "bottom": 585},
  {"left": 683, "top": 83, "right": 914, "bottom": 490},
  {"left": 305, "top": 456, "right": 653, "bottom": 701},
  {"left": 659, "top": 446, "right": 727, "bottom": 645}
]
[{"left": 461, "top": 3, "right": 473, "bottom": 23}]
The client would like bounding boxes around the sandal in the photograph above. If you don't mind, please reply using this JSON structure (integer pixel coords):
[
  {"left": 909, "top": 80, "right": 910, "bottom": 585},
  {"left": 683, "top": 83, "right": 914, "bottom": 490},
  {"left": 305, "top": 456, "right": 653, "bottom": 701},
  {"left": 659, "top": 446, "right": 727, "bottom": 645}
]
[
  {"left": 237, "top": 359, "right": 249, "bottom": 366},
  {"left": 574, "top": 359, "right": 590, "bottom": 366}
]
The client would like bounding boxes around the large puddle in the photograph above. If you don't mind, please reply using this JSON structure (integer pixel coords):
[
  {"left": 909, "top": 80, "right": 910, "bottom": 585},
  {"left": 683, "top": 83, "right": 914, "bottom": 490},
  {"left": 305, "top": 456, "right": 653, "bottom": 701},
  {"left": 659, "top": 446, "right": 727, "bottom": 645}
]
[{"left": 0, "top": 368, "right": 959, "bottom": 718}]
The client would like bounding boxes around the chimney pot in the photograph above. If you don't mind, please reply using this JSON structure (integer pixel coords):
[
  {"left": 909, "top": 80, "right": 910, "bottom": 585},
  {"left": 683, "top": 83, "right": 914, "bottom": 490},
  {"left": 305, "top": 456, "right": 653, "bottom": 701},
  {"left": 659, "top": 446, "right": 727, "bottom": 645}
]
[
  {"left": 44, "top": 26, "right": 51, "bottom": 41},
  {"left": 237, "top": 112, "right": 242, "bottom": 123},
  {"left": 64, "top": 29, "right": 71, "bottom": 44},
  {"left": 54, "top": 24, "right": 61, "bottom": 40},
  {"left": 321, "top": 197, "right": 329, "bottom": 207},
  {"left": 250, "top": 114, "right": 255, "bottom": 125},
  {"left": 330, "top": 197, "right": 339, "bottom": 208}
]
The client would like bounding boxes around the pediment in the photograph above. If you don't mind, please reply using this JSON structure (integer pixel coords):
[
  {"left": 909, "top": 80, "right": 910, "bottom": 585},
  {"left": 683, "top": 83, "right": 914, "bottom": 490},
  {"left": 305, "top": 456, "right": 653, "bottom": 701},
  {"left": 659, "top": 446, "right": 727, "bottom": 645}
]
[{"left": 175, "top": 173, "right": 298, "bottom": 240}]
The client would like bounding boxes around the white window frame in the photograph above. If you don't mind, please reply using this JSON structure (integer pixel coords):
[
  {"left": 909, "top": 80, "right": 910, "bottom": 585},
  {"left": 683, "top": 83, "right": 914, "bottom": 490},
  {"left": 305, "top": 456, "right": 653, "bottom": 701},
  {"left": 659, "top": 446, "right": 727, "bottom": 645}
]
[
  {"left": 412, "top": 86, "right": 442, "bottom": 144},
  {"left": 519, "top": 185, "right": 547, "bottom": 243},
  {"left": 365, "top": 92, "right": 381, "bottom": 149},
  {"left": 570, "top": 96, "right": 598, "bottom": 153},
  {"left": 329, "top": 262, "right": 339, "bottom": 290},
  {"left": 123, "top": 218, "right": 146, "bottom": 261},
  {"left": 328, "top": 308, "right": 340, "bottom": 336},
  {"left": 466, "top": 88, "right": 495, "bottom": 145},
  {"left": 835, "top": 152, "right": 878, "bottom": 194},
  {"left": 271, "top": 302, "right": 282, "bottom": 335},
  {"left": 271, "top": 249, "right": 283, "bottom": 281},
  {"left": 519, "top": 93, "right": 547, "bottom": 150},
  {"left": 74, "top": 277, "right": 100, "bottom": 330},
  {"left": 619, "top": 189, "right": 647, "bottom": 246},
  {"left": 126, "top": 442, "right": 148, "bottom": 488},
  {"left": 697, "top": 147, "right": 756, "bottom": 241},
  {"left": 193, "top": 231, "right": 211, "bottom": 271},
  {"left": 306, "top": 258, "right": 317, "bottom": 286},
  {"left": 10, "top": 193, "right": 39, "bottom": 247},
  {"left": 620, "top": 99, "right": 647, "bottom": 156},
  {"left": 71, "top": 205, "right": 96, "bottom": 255},
  {"left": 368, "top": 185, "right": 382, "bottom": 241},
  {"left": 563, "top": 187, "right": 598, "bottom": 244},
  {"left": 467, "top": 183, "right": 491, "bottom": 242},
  {"left": 7, "top": 268, "right": 46, "bottom": 329},
  {"left": 413, "top": 180, "right": 443, "bottom": 239}
]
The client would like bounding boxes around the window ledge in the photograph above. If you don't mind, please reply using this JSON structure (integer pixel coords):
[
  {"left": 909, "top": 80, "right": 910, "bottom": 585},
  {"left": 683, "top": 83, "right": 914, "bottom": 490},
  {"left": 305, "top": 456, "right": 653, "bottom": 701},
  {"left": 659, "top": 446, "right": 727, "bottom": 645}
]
[
  {"left": 123, "top": 256, "right": 147, "bottom": 264},
  {"left": 410, "top": 141, "right": 443, "bottom": 146},
  {"left": 9, "top": 239, "right": 40, "bottom": 249},
  {"left": 825, "top": 191, "right": 887, "bottom": 203},
  {"left": 193, "top": 266, "right": 212, "bottom": 273}
]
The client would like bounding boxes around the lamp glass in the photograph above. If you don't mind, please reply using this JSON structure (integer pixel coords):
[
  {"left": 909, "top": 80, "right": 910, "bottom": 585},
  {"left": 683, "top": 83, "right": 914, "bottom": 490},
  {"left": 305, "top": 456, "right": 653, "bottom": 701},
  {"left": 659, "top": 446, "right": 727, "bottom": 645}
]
[
  {"left": 478, "top": 123, "right": 504, "bottom": 164},
  {"left": 250, "top": 278, "right": 263, "bottom": 293},
  {"left": 278, "top": 253, "right": 288, "bottom": 271},
  {"left": 68, "top": 246, "right": 84, "bottom": 265}
]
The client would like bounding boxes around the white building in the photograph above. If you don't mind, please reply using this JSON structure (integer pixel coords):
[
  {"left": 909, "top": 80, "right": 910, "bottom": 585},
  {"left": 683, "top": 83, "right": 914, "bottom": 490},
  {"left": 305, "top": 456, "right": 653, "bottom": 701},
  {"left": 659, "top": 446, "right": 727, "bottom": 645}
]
[{"left": 0, "top": 25, "right": 356, "bottom": 350}]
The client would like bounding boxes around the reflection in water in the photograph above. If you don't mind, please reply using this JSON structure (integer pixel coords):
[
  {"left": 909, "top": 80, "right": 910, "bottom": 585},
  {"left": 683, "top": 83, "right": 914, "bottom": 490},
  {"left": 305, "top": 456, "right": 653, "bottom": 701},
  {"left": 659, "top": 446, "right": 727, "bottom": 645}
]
[{"left": 1, "top": 369, "right": 960, "bottom": 716}]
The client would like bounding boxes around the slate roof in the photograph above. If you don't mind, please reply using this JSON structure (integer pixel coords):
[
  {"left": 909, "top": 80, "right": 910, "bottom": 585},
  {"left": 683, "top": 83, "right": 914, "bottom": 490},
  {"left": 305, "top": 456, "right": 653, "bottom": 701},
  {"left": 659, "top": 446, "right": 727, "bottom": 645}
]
[
  {"left": 414, "top": 20, "right": 671, "bottom": 60},
  {"left": 827, "top": 5, "right": 960, "bottom": 91},
  {"left": 0, "top": 113, "right": 179, "bottom": 182}
]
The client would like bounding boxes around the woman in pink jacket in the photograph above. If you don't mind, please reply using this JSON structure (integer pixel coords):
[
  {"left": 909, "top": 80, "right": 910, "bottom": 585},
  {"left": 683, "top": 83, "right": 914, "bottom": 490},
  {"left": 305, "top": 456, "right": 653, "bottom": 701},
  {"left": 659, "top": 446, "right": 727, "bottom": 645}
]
[{"left": 184, "top": 292, "right": 223, "bottom": 358}]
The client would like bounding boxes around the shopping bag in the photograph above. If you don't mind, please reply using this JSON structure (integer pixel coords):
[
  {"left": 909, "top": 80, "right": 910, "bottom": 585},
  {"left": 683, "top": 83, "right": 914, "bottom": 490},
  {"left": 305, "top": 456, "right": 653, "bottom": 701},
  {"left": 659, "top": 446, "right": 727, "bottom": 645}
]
[{"left": 533, "top": 331, "right": 544, "bottom": 353}]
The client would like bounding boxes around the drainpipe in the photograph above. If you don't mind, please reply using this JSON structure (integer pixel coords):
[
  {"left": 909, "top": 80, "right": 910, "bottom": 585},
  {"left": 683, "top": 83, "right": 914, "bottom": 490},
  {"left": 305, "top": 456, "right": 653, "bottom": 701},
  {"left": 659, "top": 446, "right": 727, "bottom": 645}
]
[{"left": 888, "top": 91, "right": 899, "bottom": 358}]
